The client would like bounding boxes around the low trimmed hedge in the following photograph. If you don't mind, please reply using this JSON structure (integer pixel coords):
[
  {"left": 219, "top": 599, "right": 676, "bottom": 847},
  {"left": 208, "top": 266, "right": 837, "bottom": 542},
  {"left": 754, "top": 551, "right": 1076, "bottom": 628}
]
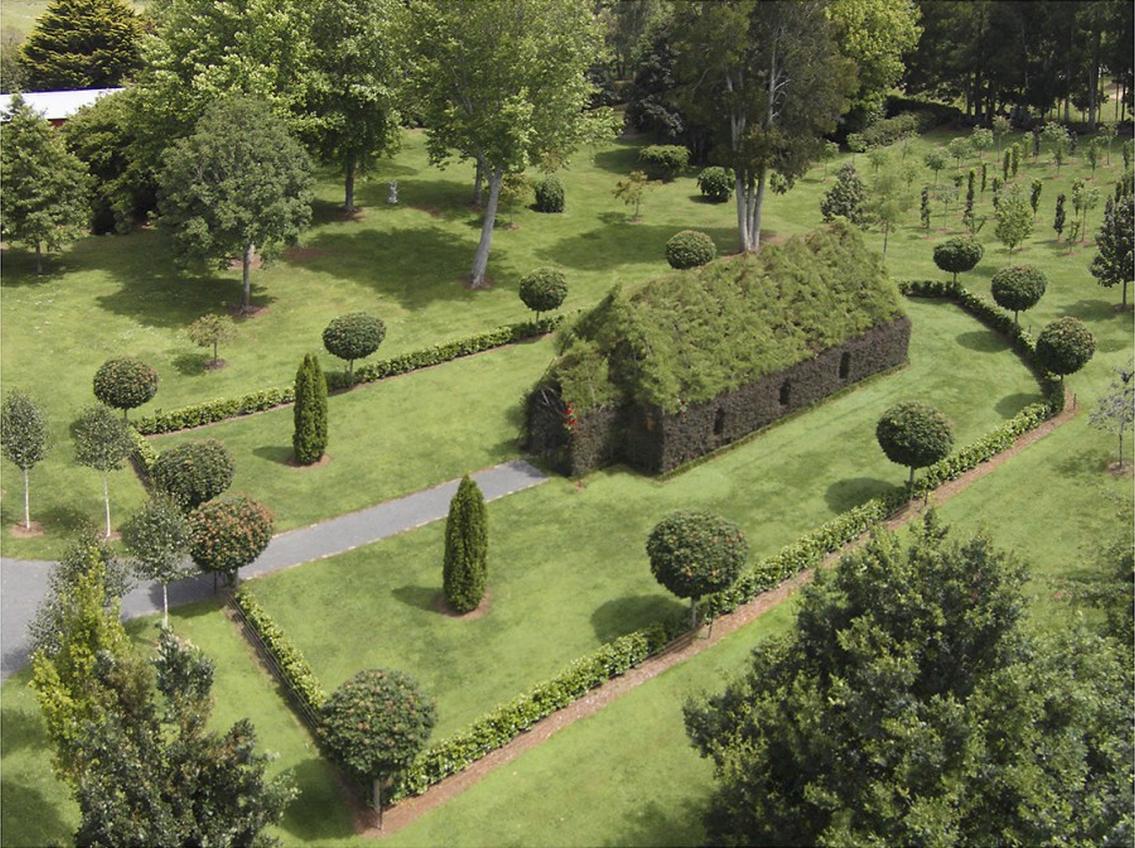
[
  {"left": 233, "top": 589, "right": 327, "bottom": 714},
  {"left": 127, "top": 426, "right": 158, "bottom": 473},
  {"left": 389, "top": 623, "right": 669, "bottom": 801},
  {"left": 134, "top": 316, "right": 562, "bottom": 435}
]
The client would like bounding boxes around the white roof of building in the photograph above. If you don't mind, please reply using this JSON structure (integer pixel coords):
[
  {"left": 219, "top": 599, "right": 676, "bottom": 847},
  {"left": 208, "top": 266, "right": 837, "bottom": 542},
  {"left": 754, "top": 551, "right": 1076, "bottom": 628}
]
[{"left": 0, "top": 88, "right": 122, "bottom": 120}]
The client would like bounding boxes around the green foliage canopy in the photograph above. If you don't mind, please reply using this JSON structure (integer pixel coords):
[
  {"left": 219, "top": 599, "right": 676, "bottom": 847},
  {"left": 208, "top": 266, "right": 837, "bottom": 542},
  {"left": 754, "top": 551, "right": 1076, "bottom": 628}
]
[
  {"left": 442, "top": 475, "right": 489, "bottom": 614},
  {"left": 19, "top": 0, "right": 141, "bottom": 90}
]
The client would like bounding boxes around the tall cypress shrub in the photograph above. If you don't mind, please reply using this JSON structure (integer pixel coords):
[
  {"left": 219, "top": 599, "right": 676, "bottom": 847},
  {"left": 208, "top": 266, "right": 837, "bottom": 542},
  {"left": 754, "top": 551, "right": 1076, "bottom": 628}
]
[
  {"left": 293, "top": 354, "right": 328, "bottom": 465},
  {"left": 442, "top": 475, "right": 487, "bottom": 613}
]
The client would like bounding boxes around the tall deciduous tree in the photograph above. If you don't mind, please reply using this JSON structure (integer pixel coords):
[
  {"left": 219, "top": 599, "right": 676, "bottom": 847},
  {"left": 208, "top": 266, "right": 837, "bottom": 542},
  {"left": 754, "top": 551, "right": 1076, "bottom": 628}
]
[
  {"left": 827, "top": 0, "right": 922, "bottom": 116},
  {"left": 684, "top": 514, "right": 1133, "bottom": 847},
  {"left": 71, "top": 405, "right": 134, "bottom": 539},
  {"left": 403, "top": 0, "right": 616, "bottom": 287},
  {"left": 0, "top": 390, "right": 48, "bottom": 530},
  {"left": 158, "top": 96, "right": 313, "bottom": 313},
  {"left": 308, "top": 0, "right": 404, "bottom": 211},
  {"left": 671, "top": 0, "right": 856, "bottom": 253},
  {"left": 19, "top": 0, "right": 141, "bottom": 91},
  {"left": 0, "top": 95, "right": 91, "bottom": 274}
]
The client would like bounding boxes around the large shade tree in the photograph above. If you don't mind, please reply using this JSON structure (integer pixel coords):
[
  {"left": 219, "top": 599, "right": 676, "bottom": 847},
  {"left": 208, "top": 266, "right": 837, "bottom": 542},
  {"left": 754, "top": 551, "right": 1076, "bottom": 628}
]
[
  {"left": 670, "top": 0, "right": 856, "bottom": 253},
  {"left": 403, "top": 0, "right": 616, "bottom": 287},
  {"left": 158, "top": 96, "right": 314, "bottom": 313}
]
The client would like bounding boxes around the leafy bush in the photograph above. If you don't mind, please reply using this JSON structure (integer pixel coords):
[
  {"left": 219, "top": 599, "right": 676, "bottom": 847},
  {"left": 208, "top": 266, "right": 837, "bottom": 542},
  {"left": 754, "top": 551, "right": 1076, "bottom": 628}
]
[
  {"left": 292, "top": 353, "right": 328, "bottom": 465},
  {"left": 534, "top": 175, "right": 564, "bottom": 213},
  {"left": 639, "top": 144, "right": 689, "bottom": 181},
  {"left": 665, "top": 230, "right": 717, "bottom": 270},
  {"left": 990, "top": 266, "right": 1047, "bottom": 323},
  {"left": 876, "top": 401, "right": 954, "bottom": 486},
  {"left": 1035, "top": 317, "right": 1095, "bottom": 378},
  {"left": 820, "top": 163, "right": 867, "bottom": 225},
  {"left": 188, "top": 496, "right": 273, "bottom": 584},
  {"left": 443, "top": 476, "right": 488, "bottom": 613},
  {"left": 322, "top": 313, "right": 385, "bottom": 382},
  {"left": 858, "top": 112, "right": 921, "bottom": 148},
  {"left": 93, "top": 357, "right": 159, "bottom": 417},
  {"left": 932, "top": 236, "right": 984, "bottom": 284},
  {"left": 647, "top": 510, "right": 747, "bottom": 626},
  {"left": 518, "top": 268, "right": 568, "bottom": 318},
  {"left": 697, "top": 166, "right": 734, "bottom": 202},
  {"left": 234, "top": 588, "right": 326, "bottom": 713},
  {"left": 132, "top": 317, "right": 561, "bottom": 435},
  {"left": 151, "top": 440, "right": 234, "bottom": 510}
]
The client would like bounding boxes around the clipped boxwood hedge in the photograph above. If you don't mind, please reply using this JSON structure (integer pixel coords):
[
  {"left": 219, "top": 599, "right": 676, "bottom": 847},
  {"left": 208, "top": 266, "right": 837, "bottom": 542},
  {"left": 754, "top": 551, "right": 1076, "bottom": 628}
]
[
  {"left": 134, "top": 316, "right": 562, "bottom": 435},
  {"left": 127, "top": 426, "right": 158, "bottom": 473},
  {"left": 234, "top": 589, "right": 327, "bottom": 715}
]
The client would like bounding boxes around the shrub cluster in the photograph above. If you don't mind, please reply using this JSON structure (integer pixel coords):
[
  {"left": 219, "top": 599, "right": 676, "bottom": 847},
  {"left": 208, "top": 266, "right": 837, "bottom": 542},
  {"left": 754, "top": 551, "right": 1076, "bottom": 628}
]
[
  {"left": 639, "top": 144, "right": 689, "bottom": 181},
  {"left": 151, "top": 440, "right": 235, "bottom": 510},
  {"left": 133, "top": 317, "right": 562, "bottom": 435},
  {"left": 696, "top": 166, "right": 734, "bottom": 202},
  {"left": 518, "top": 268, "right": 568, "bottom": 318},
  {"left": 534, "top": 175, "right": 564, "bottom": 213},
  {"left": 389, "top": 624, "right": 668, "bottom": 801},
  {"left": 858, "top": 112, "right": 921, "bottom": 148},
  {"left": 665, "top": 230, "right": 717, "bottom": 269},
  {"left": 93, "top": 357, "right": 159, "bottom": 415},
  {"left": 233, "top": 589, "right": 327, "bottom": 714}
]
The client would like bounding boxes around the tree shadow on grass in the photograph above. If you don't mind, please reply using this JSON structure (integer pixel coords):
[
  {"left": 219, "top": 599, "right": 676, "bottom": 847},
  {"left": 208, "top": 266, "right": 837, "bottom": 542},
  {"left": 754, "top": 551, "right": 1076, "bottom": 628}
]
[
  {"left": 591, "top": 594, "right": 686, "bottom": 643},
  {"left": 172, "top": 352, "right": 210, "bottom": 376},
  {"left": 995, "top": 392, "right": 1043, "bottom": 418},
  {"left": 824, "top": 477, "right": 901, "bottom": 513},
  {"left": 277, "top": 757, "right": 358, "bottom": 844},
  {"left": 591, "top": 140, "right": 649, "bottom": 176},
  {"left": 540, "top": 222, "right": 739, "bottom": 271},
  {"left": 0, "top": 780, "right": 73, "bottom": 848},
  {"left": 955, "top": 329, "right": 1010, "bottom": 353},
  {"left": 1058, "top": 297, "right": 1126, "bottom": 323},
  {"left": 253, "top": 445, "right": 294, "bottom": 466},
  {"left": 0, "top": 701, "right": 47, "bottom": 758},
  {"left": 391, "top": 584, "right": 439, "bottom": 613},
  {"left": 601, "top": 797, "right": 708, "bottom": 847}
]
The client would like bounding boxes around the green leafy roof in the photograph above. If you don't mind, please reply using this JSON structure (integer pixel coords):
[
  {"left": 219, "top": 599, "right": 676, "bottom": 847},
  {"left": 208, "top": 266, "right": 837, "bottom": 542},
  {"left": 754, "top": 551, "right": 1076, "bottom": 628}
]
[{"left": 546, "top": 221, "right": 904, "bottom": 413}]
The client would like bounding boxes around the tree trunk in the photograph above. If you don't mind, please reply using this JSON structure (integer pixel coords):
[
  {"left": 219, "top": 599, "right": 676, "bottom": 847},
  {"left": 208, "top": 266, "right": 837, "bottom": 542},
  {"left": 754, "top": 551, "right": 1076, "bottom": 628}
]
[
  {"left": 103, "top": 475, "right": 111, "bottom": 539},
  {"left": 907, "top": 465, "right": 915, "bottom": 493},
  {"left": 472, "top": 156, "right": 485, "bottom": 206},
  {"left": 747, "top": 169, "right": 767, "bottom": 252},
  {"left": 373, "top": 779, "right": 383, "bottom": 828},
  {"left": 469, "top": 169, "right": 503, "bottom": 287},
  {"left": 344, "top": 157, "right": 356, "bottom": 211},
  {"left": 213, "top": 339, "right": 219, "bottom": 361},
  {"left": 690, "top": 598, "right": 698, "bottom": 631},
  {"left": 1088, "top": 29, "right": 1101, "bottom": 128},
  {"left": 34, "top": 242, "right": 42, "bottom": 276},
  {"left": 162, "top": 583, "right": 169, "bottom": 627},
  {"left": 242, "top": 242, "right": 254, "bottom": 312},
  {"left": 734, "top": 172, "right": 749, "bottom": 252},
  {"left": 1123, "top": 280, "right": 1129, "bottom": 308},
  {"left": 883, "top": 222, "right": 890, "bottom": 255},
  {"left": 22, "top": 467, "right": 30, "bottom": 530}
]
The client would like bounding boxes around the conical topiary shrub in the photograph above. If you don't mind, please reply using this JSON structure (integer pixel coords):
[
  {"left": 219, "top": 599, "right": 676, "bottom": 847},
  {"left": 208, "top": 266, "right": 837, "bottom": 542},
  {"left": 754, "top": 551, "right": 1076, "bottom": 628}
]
[
  {"left": 293, "top": 353, "right": 328, "bottom": 465},
  {"left": 442, "top": 475, "right": 487, "bottom": 613}
]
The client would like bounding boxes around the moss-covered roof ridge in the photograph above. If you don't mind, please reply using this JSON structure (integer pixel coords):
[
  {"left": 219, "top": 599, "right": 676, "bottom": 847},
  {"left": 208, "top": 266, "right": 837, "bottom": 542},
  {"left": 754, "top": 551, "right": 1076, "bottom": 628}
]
[{"left": 546, "top": 220, "right": 904, "bottom": 413}]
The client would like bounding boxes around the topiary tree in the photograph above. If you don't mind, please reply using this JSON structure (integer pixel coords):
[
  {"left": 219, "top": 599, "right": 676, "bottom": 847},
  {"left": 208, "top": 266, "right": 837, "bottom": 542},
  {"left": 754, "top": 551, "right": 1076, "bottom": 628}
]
[
  {"left": 150, "top": 440, "right": 235, "bottom": 511},
  {"left": 820, "top": 162, "right": 867, "bottom": 225},
  {"left": 1090, "top": 195, "right": 1133, "bottom": 307},
  {"left": 518, "top": 269, "right": 568, "bottom": 320},
  {"left": 188, "top": 496, "right": 273, "bottom": 587},
  {"left": 293, "top": 354, "right": 328, "bottom": 465},
  {"left": 639, "top": 144, "right": 688, "bottom": 181},
  {"left": 646, "top": 510, "right": 748, "bottom": 630},
  {"left": 442, "top": 475, "right": 488, "bottom": 614},
  {"left": 932, "top": 236, "right": 984, "bottom": 286},
  {"left": 319, "top": 668, "right": 436, "bottom": 825},
  {"left": 1, "top": 390, "right": 48, "bottom": 531},
  {"left": 93, "top": 357, "right": 159, "bottom": 419},
  {"left": 72, "top": 404, "right": 134, "bottom": 538},
  {"left": 1035, "top": 317, "right": 1095, "bottom": 382},
  {"left": 121, "top": 494, "right": 191, "bottom": 625},
  {"left": 697, "top": 166, "right": 734, "bottom": 202},
  {"left": 875, "top": 401, "right": 954, "bottom": 491},
  {"left": 322, "top": 313, "right": 386, "bottom": 384},
  {"left": 186, "top": 314, "right": 235, "bottom": 368},
  {"left": 991, "top": 265, "right": 1047, "bottom": 325},
  {"left": 665, "top": 230, "right": 717, "bottom": 269},
  {"left": 534, "top": 175, "right": 565, "bottom": 213}
]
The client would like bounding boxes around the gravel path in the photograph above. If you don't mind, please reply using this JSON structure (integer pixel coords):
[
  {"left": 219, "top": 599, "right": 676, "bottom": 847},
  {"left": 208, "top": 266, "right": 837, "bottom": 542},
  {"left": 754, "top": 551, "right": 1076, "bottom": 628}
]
[{"left": 0, "top": 459, "right": 548, "bottom": 679}]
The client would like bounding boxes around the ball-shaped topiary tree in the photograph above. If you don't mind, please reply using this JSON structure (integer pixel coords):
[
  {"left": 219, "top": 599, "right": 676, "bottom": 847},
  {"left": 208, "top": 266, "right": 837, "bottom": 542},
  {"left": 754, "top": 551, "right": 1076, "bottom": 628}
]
[
  {"left": 697, "top": 166, "right": 734, "bottom": 202},
  {"left": 443, "top": 475, "right": 488, "bottom": 613},
  {"left": 293, "top": 353, "right": 328, "bottom": 465},
  {"left": 990, "top": 265, "right": 1047, "bottom": 325},
  {"left": 646, "top": 510, "right": 748, "bottom": 629},
  {"left": 319, "top": 668, "right": 436, "bottom": 824},
  {"left": 188, "top": 495, "right": 273, "bottom": 587},
  {"left": 1035, "top": 317, "right": 1095, "bottom": 381},
  {"left": 93, "top": 357, "right": 159, "bottom": 419},
  {"left": 875, "top": 401, "right": 954, "bottom": 491},
  {"left": 932, "top": 237, "right": 984, "bottom": 286},
  {"left": 534, "top": 175, "right": 564, "bottom": 213},
  {"left": 518, "top": 268, "right": 568, "bottom": 320},
  {"left": 665, "top": 230, "right": 717, "bottom": 270},
  {"left": 322, "top": 313, "right": 386, "bottom": 384},
  {"left": 151, "top": 440, "right": 235, "bottom": 511}
]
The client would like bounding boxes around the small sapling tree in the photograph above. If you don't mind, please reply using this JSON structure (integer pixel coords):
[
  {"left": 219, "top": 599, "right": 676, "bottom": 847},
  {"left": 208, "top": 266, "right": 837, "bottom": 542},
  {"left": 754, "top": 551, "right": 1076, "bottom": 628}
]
[
  {"left": 932, "top": 236, "right": 983, "bottom": 285},
  {"left": 1053, "top": 193, "right": 1067, "bottom": 240},
  {"left": 518, "top": 268, "right": 568, "bottom": 320},
  {"left": 613, "top": 170, "right": 651, "bottom": 221},
  {"left": 186, "top": 314, "right": 234, "bottom": 368},
  {"left": 72, "top": 404, "right": 134, "bottom": 538},
  {"left": 1029, "top": 179, "right": 1043, "bottom": 220},
  {"left": 93, "top": 357, "right": 158, "bottom": 419},
  {"left": 646, "top": 510, "right": 748, "bottom": 630},
  {"left": 188, "top": 496, "right": 273, "bottom": 587},
  {"left": 442, "top": 475, "right": 488, "bottom": 613},
  {"left": 0, "top": 390, "right": 48, "bottom": 530},
  {"left": 319, "top": 668, "right": 436, "bottom": 826},
  {"left": 1090, "top": 366, "right": 1135, "bottom": 468},
  {"left": 121, "top": 494, "right": 191, "bottom": 625},
  {"left": 991, "top": 266, "right": 1047, "bottom": 325},
  {"left": 151, "top": 440, "right": 234, "bottom": 511},
  {"left": 923, "top": 149, "right": 946, "bottom": 186},
  {"left": 1091, "top": 195, "right": 1134, "bottom": 307},
  {"left": 920, "top": 186, "right": 930, "bottom": 229},
  {"left": 1035, "top": 317, "right": 1095, "bottom": 382},
  {"left": 994, "top": 186, "right": 1034, "bottom": 253},
  {"left": 821, "top": 162, "right": 867, "bottom": 225},
  {"left": 970, "top": 127, "right": 993, "bottom": 161},
  {"left": 947, "top": 137, "right": 971, "bottom": 169},
  {"left": 991, "top": 115, "right": 1010, "bottom": 154},
  {"left": 293, "top": 354, "right": 328, "bottom": 465},
  {"left": 322, "top": 313, "right": 385, "bottom": 384},
  {"left": 876, "top": 401, "right": 954, "bottom": 492}
]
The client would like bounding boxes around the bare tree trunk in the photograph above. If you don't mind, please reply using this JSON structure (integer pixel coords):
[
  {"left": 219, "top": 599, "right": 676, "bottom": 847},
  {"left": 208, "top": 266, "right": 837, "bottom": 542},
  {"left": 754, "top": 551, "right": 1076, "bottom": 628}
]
[
  {"left": 690, "top": 598, "right": 698, "bottom": 631},
  {"left": 103, "top": 475, "right": 111, "bottom": 539},
  {"left": 734, "top": 172, "right": 749, "bottom": 252},
  {"left": 472, "top": 156, "right": 485, "bottom": 206},
  {"left": 34, "top": 242, "right": 42, "bottom": 275},
  {"left": 163, "top": 583, "right": 169, "bottom": 627},
  {"left": 373, "top": 779, "right": 383, "bottom": 828},
  {"left": 469, "top": 169, "right": 502, "bottom": 287},
  {"left": 747, "top": 169, "right": 767, "bottom": 252},
  {"left": 23, "top": 467, "right": 30, "bottom": 529},
  {"left": 242, "top": 242, "right": 254, "bottom": 312},
  {"left": 344, "top": 157, "right": 356, "bottom": 211}
]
